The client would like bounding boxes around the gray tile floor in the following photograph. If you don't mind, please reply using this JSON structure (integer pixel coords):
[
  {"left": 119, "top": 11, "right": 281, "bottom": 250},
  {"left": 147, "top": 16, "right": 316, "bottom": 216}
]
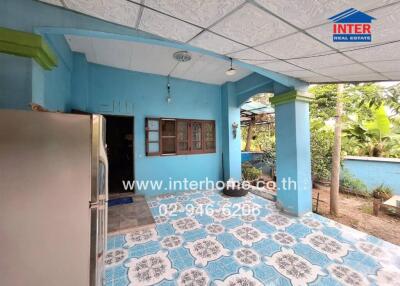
[{"left": 108, "top": 193, "right": 155, "bottom": 234}]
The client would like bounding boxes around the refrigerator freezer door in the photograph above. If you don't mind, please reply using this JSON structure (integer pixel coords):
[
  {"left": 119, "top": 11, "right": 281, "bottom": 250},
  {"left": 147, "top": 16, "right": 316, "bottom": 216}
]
[
  {"left": 89, "top": 115, "right": 109, "bottom": 286},
  {"left": 0, "top": 110, "right": 92, "bottom": 286}
]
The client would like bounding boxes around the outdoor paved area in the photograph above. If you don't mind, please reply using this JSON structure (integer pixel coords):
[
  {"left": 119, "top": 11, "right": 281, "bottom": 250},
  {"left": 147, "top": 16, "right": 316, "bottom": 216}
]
[{"left": 105, "top": 190, "right": 400, "bottom": 286}]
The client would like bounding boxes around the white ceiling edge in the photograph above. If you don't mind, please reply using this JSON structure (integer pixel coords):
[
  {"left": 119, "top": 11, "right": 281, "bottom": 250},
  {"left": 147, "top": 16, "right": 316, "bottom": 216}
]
[{"left": 64, "top": 35, "right": 251, "bottom": 85}]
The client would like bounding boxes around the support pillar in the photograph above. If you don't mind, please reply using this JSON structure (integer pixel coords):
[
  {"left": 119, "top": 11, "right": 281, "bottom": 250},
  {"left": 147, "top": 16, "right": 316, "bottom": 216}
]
[
  {"left": 270, "top": 90, "right": 313, "bottom": 216},
  {"left": 221, "top": 82, "right": 241, "bottom": 181}
]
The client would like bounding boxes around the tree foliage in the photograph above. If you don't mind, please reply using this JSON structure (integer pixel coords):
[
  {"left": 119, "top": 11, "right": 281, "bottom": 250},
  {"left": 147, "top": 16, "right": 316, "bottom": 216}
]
[{"left": 241, "top": 83, "right": 400, "bottom": 181}]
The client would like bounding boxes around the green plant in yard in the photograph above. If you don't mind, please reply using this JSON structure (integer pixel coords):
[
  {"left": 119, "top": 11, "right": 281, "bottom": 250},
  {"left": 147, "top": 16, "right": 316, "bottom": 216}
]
[
  {"left": 372, "top": 184, "right": 393, "bottom": 201},
  {"left": 310, "top": 120, "right": 334, "bottom": 182},
  {"left": 339, "top": 169, "right": 369, "bottom": 197},
  {"left": 261, "top": 136, "right": 276, "bottom": 176},
  {"left": 242, "top": 163, "right": 262, "bottom": 181},
  {"left": 343, "top": 105, "right": 398, "bottom": 157}
]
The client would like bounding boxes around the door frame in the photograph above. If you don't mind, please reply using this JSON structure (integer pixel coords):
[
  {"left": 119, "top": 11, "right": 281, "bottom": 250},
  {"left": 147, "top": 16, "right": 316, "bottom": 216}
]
[{"left": 102, "top": 114, "right": 135, "bottom": 193}]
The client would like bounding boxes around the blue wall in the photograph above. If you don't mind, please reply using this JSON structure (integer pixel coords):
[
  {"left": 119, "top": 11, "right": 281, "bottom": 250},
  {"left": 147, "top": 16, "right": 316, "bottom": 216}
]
[
  {"left": 221, "top": 82, "right": 242, "bottom": 181},
  {"left": 0, "top": 0, "right": 169, "bottom": 110},
  {"left": 71, "top": 53, "right": 89, "bottom": 111},
  {"left": 275, "top": 99, "right": 312, "bottom": 216},
  {"left": 343, "top": 157, "right": 400, "bottom": 195},
  {"left": 82, "top": 63, "right": 223, "bottom": 196},
  {"left": 0, "top": 53, "right": 32, "bottom": 109},
  {"left": 0, "top": 0, "right": 300, "bottom": 198},
  {"left": 32, "top": 34, "right": 73, "bottom": 112}
]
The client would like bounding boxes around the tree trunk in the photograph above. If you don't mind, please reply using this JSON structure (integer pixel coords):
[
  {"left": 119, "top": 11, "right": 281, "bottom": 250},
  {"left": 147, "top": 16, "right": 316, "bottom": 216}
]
[
  {"left": 330, "top": 84, "right": 344, "bottom": 216},
  {"left": 245, "top": 118, "right": 255, "bottom": 152}
]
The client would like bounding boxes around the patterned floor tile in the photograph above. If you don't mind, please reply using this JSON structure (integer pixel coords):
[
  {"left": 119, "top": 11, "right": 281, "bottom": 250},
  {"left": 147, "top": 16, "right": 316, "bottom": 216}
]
[{"left": 105, "top": 189, "right": 400, "bottom": 286}]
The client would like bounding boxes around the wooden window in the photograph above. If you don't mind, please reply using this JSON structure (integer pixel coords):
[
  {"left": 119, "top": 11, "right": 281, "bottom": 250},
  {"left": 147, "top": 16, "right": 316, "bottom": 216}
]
[
  {"left": 204, "top": 121, "right": 216, "bottom": 152},
  {"left": 191, "top": 121, "right": 203, "bottom": 153},
  {"left": 145, "top": 118, "right": 160, "bottom": 156},
  {"left": 161, "top": 119, "right": 176, "bottom": 155},
  {"left": 177, "top": 120, "right": 190, "bottom": 154},
  {"left": 145, "top": 117, "right": 216, "bottom": 156}
]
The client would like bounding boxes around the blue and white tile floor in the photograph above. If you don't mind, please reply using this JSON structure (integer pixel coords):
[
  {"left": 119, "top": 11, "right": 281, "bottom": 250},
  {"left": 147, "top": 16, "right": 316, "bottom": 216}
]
[{"left": 105, "top": 190, "right": 400, "bottom": 286}]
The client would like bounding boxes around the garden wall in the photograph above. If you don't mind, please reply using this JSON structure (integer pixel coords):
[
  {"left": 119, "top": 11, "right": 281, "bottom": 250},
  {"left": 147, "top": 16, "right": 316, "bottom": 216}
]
[
  {"left": 343, "top": 156, "right": 400, "bottom": 195},
  {"left": 241, "top": 152, "right": 263, "bottom": 163}
]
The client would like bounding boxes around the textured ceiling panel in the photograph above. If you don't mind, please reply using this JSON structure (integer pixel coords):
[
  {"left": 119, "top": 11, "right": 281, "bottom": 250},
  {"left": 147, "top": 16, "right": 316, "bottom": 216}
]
[
  {"left": 257, "top": 32, "right": 332, "bottom": 59},
  {"left": 288, "top": 53, "right": 355, "bottom": 70},
  {"left": 382, "top": 72, "right": 400, "bottom": 80},
  {"left": 363, "top": 60, "right": 400, "bottom": 72},
  {"left": 39, "top": 0, "right": 63, "bottom": 6},
  {"left": 306, "top": 3, "right": 400, "bottom": 49},
  {"left": 300, "top": 75, "right": 338, "bottom": 83},
  {"left": 63, "top": 0, "right": 140, "bottom": 28},
  {"left": 306, "top": 25, "right": 369, "bottom": 50},
  {"left": 211, "top": 3, "right": 296, "bottom": 46},
  {"left": 255, "top": 0, "right": 397, "bottom": 29},
  {"left": 335, "top": 73, "right": 388, "bottom": 81},
  {"left": 40, "top": 0, "right": 400, "bottom": 82},
  {"left": 257, "top": 60, "right": 301, "bottom": 72},
  {"left": 139, "top": 8, "right": 202, "bottom": 43},
  {"left": 363, "top": 4, "right": 400, "bottom": 45},
  {"left": 144, "top": 0, "right": 245, "bottom": 27},
  {"left": 316, "top": 63, "right": 376, "bottom": 76},
  {"left": 189, "top": 31, "right": 246, "bottom": 55},
  {"left": 344, "top": 42, "right": 400, "bottom": 62},
  {"left": 65, "top": 35, "right": 251, "bottom": 84},
  {"left": 283, "top": 69, "right": 324, "bottom": 78},
  {"left": 228, "top": 48, "right": 274, "bottom": 64}
]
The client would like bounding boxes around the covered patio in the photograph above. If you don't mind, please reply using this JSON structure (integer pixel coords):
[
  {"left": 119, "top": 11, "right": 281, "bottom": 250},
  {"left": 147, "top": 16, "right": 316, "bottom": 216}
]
[
  {"left": 1, "top": 0, "right": 400, "bottom": 285},
  {"left": 106, "top": 189, "right": 400, "bottom": 286}
]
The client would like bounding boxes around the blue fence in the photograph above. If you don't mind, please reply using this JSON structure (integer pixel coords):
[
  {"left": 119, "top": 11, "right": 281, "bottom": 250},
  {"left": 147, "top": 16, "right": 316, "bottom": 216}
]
[
  {"left": 241, "top": 151, "right": 264, "bottom": 163},
  {"left": 343, "top": 156, "right": 400, "bottom": 195}
]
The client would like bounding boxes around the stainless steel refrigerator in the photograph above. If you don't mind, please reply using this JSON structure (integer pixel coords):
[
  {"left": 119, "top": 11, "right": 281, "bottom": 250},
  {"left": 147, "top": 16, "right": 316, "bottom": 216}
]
[{"left": 0, "top": 110, "right": 108, "bottom": 286}]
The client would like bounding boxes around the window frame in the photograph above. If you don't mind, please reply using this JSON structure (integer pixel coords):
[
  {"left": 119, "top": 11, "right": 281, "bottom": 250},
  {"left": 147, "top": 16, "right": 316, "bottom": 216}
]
[
  {"left": 190, "top": 120, "right": 205, "bottom": 154},
  {"left": 145, "top": 118, "right": 161, "bottom": 156},
  {"left": 160, "top": 118, "right": 177, "bottom": 155},
  {"left": 203, "top": 120, "right": 216, "bottom": 153},
  {"left": 176, "top": 119, "right": 191, "bottom": 155},
  {"left": 145, "top": 117, "right": 216, "bottom": 156}
]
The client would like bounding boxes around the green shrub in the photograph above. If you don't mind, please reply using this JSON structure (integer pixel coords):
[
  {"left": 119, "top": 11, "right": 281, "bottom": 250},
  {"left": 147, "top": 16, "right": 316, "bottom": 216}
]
[
  {"left": 372, "top": 184, "right": 393, "bottom": 200},
  {"left": 339, "top": 169, "right": 369, "bottom": 197},
  {"left": 242, "top": 164, "right": 262, "bottom": 181},
  {"left": 262, "top": 138, "right": 276, "bottom": 168},
  {"left": 310, "top": 120, "right": 334, "bottom": 182}
]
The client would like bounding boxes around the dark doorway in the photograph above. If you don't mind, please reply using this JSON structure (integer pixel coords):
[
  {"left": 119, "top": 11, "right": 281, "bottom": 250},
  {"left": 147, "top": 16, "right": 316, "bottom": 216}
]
[{"left": 104, "top": 115, "right": 134, "bottom": 193}]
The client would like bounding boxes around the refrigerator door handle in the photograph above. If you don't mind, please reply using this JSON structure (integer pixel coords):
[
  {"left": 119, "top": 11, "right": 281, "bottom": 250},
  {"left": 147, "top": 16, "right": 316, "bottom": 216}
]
[
  {"left": 89, "top": 201, "right": 106, "bottom": 209},
  {"left": 89, "top": 201, "right": 99, "bottom": 209}
]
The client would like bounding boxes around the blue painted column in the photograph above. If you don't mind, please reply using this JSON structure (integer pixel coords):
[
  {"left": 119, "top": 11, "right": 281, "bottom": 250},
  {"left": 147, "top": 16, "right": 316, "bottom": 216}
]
[
  {"left": 271, "top": 90, "right": 313, "bottom": 216},
  {"left": 221, "top": 82, "right": 241, "bottom": 181}
]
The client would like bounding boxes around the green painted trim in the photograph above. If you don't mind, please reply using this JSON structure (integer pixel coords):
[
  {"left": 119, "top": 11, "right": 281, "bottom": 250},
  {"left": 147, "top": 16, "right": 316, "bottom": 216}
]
[
  {"left": 0, "top": 27, "right": 58, "bottom": 70},
  {"left": 270, "top": 90, "right": 314, "bottom": 105}
]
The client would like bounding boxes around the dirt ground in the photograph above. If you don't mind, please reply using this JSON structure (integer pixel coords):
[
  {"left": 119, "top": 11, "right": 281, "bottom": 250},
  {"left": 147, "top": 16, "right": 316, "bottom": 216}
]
[{"left": 313, "top": 187, "right": 400, "bottom": 246}]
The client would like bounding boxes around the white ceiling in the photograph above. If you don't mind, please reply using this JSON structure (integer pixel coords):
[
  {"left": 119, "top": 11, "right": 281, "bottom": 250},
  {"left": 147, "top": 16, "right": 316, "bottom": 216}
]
[
  {"left": 40, "top": 0, "right": 400, "bottom": 83},
  {"left": 65, "top": 35, "right": 251, "bottom": 84}
]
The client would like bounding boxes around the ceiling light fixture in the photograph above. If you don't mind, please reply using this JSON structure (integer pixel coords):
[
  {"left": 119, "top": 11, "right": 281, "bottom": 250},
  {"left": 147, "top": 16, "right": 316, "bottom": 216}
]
[
  {"left": 173, "top": 51, "right": 191, "bottom": 62},
  {"left": 226, "top": 58, "right": 237, "bottom": 76}
]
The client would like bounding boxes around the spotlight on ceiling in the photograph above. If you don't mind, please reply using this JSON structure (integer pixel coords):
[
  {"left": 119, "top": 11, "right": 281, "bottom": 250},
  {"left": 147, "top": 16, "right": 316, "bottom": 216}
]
[
  {"left": 173, "top": 51, "right": 192, "bottom": 62},
  {"left": 225, "top": 58, "right": 237, "bottom": 76}
]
